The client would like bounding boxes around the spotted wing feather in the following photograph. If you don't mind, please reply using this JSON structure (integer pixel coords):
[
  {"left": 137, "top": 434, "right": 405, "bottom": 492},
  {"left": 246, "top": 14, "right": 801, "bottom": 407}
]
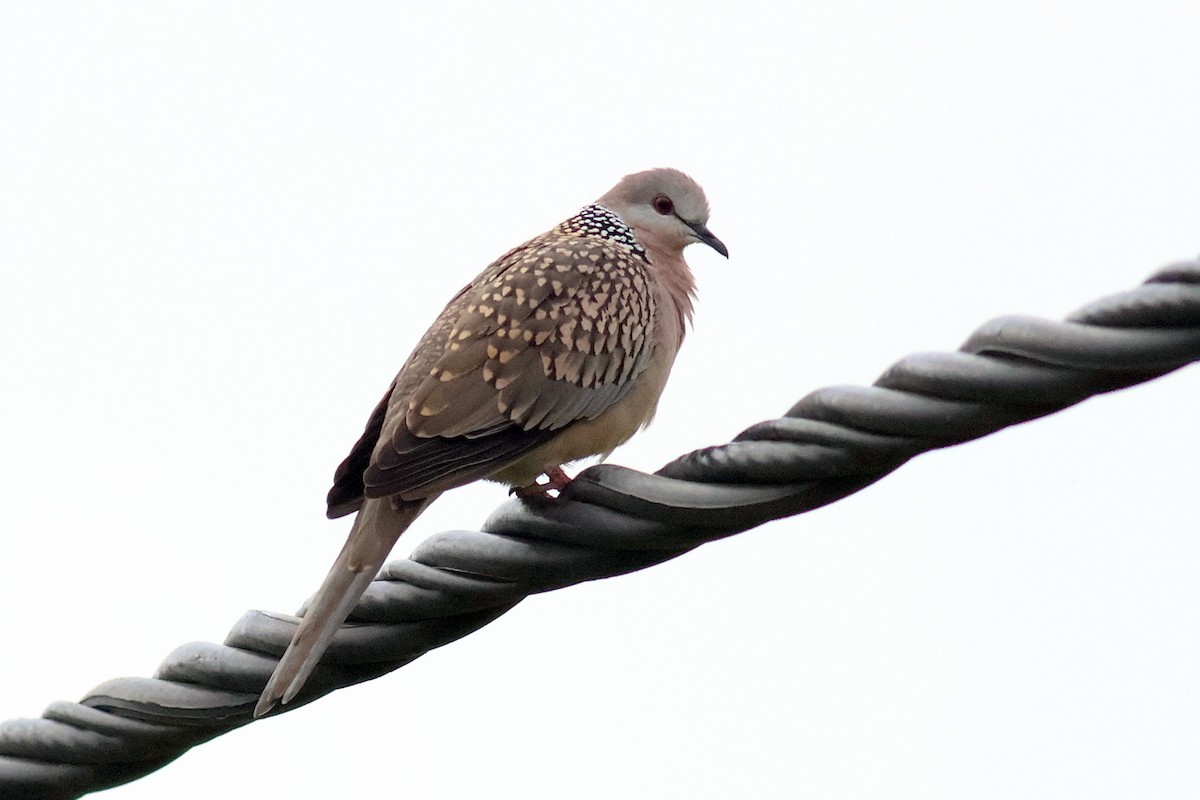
[{"left": 328, "top": 224, "right": 656, "bottom": 512}]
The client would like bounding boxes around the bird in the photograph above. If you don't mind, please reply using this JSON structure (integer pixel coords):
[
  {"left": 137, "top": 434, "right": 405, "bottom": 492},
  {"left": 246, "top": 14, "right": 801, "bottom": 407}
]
[{"left": 254, "top": 168, "right": 727, "bottom": 718}]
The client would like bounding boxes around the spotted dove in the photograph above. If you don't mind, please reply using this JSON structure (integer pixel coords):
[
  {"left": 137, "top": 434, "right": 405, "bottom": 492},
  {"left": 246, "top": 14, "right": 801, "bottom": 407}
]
[{"left": 255, "top": 168, "right": 727, "bottom": 717}]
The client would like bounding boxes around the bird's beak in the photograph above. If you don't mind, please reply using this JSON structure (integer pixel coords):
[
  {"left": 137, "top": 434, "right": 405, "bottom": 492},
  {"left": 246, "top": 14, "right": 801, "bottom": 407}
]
[{"left": 686, "top": 221, "right": 729, "bottom": 258}]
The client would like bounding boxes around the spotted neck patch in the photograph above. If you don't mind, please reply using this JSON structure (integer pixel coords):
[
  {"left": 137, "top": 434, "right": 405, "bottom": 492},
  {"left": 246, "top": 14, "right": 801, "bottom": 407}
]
[{"left": 558, "top": 204, "right": 648, "bottom": 261}]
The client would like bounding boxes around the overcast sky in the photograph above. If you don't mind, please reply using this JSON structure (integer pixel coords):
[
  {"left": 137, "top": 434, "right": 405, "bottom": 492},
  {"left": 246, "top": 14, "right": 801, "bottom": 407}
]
[{"left": 2, "top": 3, "right": 1198, "bottom": 799}]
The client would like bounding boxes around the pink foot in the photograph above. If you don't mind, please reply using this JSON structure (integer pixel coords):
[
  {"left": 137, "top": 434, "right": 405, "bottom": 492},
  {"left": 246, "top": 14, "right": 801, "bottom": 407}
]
[{"left": 512, "top": 466, "right": 573, "bottom": 498}]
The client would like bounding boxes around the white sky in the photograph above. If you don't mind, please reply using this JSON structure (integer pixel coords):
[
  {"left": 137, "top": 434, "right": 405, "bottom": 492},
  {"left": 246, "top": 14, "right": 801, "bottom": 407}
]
[{"left": 2, "top": 3, "right": 1199, "bottom": 798}]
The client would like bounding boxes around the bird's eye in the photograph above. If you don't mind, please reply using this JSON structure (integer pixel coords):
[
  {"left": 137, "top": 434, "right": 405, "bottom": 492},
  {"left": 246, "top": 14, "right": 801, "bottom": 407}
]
[{"left": 652, "top": 194, "right": 675, "bottom": 215}]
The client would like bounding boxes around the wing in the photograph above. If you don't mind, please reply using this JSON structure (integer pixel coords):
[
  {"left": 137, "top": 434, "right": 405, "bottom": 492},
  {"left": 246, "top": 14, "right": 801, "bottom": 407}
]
[{"left": 326, "top": 233, "right": 656, "bottom": 514}]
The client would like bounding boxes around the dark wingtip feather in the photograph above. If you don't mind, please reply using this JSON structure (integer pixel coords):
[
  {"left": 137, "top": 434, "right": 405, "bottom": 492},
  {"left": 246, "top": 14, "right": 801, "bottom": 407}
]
[{"left": 325, "top": 383, "right": 394, "bottom": 518}]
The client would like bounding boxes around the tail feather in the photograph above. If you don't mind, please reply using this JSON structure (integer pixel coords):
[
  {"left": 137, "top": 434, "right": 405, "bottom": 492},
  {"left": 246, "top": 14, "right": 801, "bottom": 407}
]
[{"left": 254, "top": 495, "right": 435, "bottom": 717}]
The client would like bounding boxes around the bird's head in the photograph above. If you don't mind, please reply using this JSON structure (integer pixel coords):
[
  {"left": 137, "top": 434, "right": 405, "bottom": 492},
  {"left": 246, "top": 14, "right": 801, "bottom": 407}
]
[{"left": 598, "top": 168, "right": 728, "bottom": 259}]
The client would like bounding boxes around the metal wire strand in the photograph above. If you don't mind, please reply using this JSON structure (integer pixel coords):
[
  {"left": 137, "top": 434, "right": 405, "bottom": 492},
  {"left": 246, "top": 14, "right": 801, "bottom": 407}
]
[{"left": 2, "top": 259, "right": 1198, "bottom": 799}]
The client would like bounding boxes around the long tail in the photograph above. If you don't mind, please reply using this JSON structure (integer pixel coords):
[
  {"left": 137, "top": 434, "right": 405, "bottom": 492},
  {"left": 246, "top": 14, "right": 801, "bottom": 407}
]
[{"left": 254, "top": 494, "right": 436, "bottom": 717}]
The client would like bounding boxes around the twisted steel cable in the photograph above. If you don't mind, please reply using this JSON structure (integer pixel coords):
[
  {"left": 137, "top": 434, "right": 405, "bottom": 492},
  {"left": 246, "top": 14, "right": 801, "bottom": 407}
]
[{"left": 2, "top": 259, "right": 1198, "bottom": 799}]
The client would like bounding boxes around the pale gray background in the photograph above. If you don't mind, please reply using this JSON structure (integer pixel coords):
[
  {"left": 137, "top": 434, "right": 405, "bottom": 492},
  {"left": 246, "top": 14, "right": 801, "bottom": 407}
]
[{"left": 2, "top": 3, "right": 1198, "bottom": 798}]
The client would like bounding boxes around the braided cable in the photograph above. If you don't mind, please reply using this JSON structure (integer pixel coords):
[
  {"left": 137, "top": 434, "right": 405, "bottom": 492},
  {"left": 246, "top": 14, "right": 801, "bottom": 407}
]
[{"left": 1, "top": 259, "right": 1198, "bottom": 799}]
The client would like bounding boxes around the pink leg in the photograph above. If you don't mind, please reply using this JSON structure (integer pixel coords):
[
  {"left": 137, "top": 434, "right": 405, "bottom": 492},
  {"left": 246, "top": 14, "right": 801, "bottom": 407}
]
[
  {"left": 512, "top": 466, "right": 574, "bottom": 498},
  {"left": 545, "top": 466, "right": 572, "bottom": 490}
]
